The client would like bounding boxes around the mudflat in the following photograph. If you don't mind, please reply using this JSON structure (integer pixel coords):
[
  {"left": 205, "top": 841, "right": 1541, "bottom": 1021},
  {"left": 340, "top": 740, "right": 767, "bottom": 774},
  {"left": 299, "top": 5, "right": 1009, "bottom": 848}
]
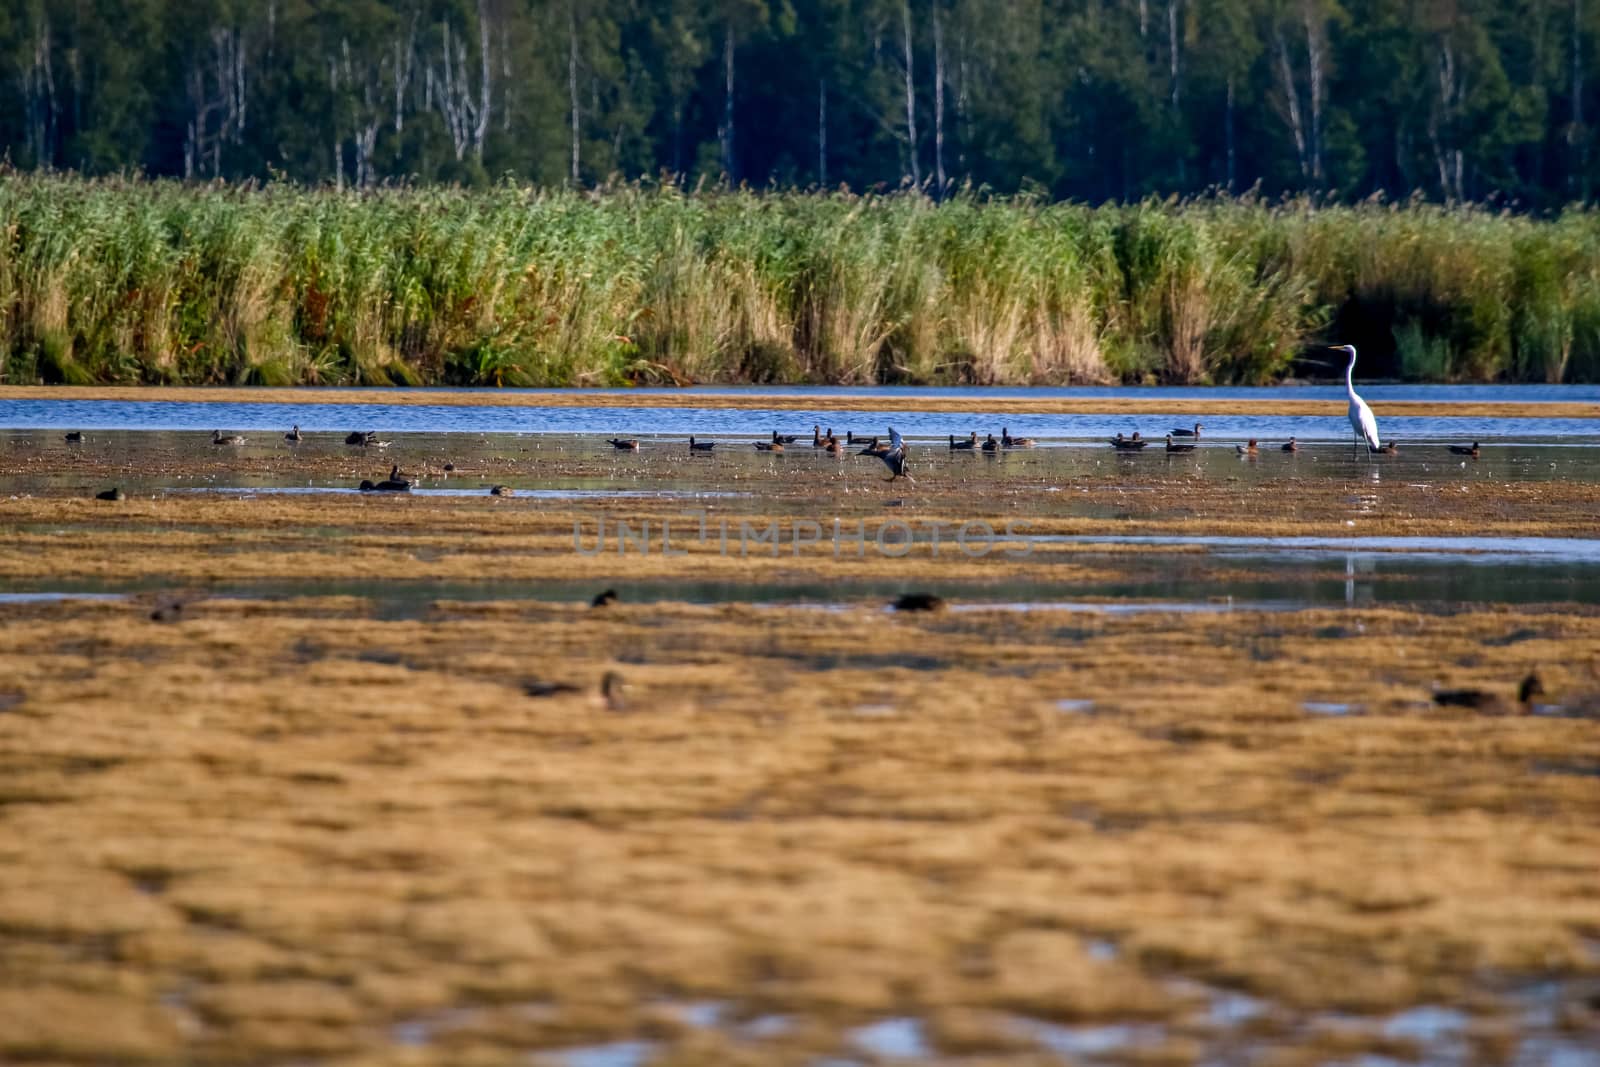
[{"left": 2, "top": 425, "right": 1598, "bottom": 1065}]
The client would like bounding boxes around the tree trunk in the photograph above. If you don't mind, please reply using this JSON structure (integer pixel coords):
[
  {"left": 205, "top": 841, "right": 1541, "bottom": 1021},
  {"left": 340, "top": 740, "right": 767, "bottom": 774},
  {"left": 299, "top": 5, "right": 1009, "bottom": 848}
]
[
  {"left": 1576, "top": 0, "right": 1589, "bottom": 197},
  {"left": 1302, "top": 0, "right": 1325, "bottom": 186},
  {"left": 721, "top": 21, "right": 736, "bottom": 181},
  {"left": 903, "top": 0, "right": 920, "bottom": 186},
  {"left": 1225, "top": 76, "right": 1236, "bottom": 191},
  {"left": 569, "top": 2, "right": 580, "bottom": 184},
  {"left": 933, "top": 0, "right": 946, "bottom": 192},
  {"left": 818, "top": 78, "right": 827, "bottom": 186},
  {"left": 475, "top": 0, "right": 491, "bottom": 160},
  {"left": 1273, "top": 29, "right": 1309, "bottom": 179}
]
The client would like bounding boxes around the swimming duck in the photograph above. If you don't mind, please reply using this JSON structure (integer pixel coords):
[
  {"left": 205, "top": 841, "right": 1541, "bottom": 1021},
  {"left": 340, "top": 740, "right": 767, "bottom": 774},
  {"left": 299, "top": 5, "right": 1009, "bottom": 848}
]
[
  {"left": 823, "top": 433, "right": 844, "bottom": 454},
  {"left": 689, "top": 436, "right": 716, "bottom": 451},
  {"left": 754, "top": 440, "right": 784, "bottom": 452},
  {"left": 64, "top": 431, "right": 83, "bottom": 443},
  {"left": 1448, "top": 442, "right": 1481, "bottom": 458},
  {"left": 981, "top": 434, "right": 1000, "bottom": 453},
  {"left": 490, "top": 484, "right": 514, "bottom": 497},
  {"left": 95, "top": 487, "right": 125, "bottom": 501},
  {"left": 285, "top": 425, "right": 303, "bottom": 443},
  {"left": 1371, "top": 440, "right": 1400, "bottom": 455},
  {"left": 1281, "top": 437, "right": 1299, "bottom": 453},
  {"left": 949, "top": 432, "right": 978, "bottom": 450},
  {"left": 387, "top": 464, "right": 413, "bottom": 488},
  {"left": 1109, "top": 434, "right": 1148, "bottom": 451},
  {"left": 1433, "top": 672, "right": 1543, "bottom": 715},
  {"left": 212, "top": 430, "right": 246, "bottom": 446},
  {"left": 1001, "top": 427, "right": 1036, "bottom": 448},
  {"left": 859, "top": 436, "right": 892, "bottom": 454},
  {"left": 1170, "top": 423, "right": 1203, "bottom": 438},
  {"left": 773, "top": 430, "right": 799, "bottom": 444},
  {"left": 358, "top": 477, "right": 411, "bottom": 492},
  {"left": 592, "top": 589, "right": 619, "bottom": 607},
  {"left": 812, "top": 425, "right": 827, "bottom": 447},
  {"left": 892, "top": 592, "right": 945, "bottom": 612},
  {"left": 607, "top": 438, "right": 640, "bottom": 451},
  {"left": 1165, "top": 434, "right": 1195, "bottom": 454},
  {"left": 1235, "top": 439, "right": 1259, "bottom": 456},
  {"left": 860, "top": 427, "right": 913, "bottom": 482}
]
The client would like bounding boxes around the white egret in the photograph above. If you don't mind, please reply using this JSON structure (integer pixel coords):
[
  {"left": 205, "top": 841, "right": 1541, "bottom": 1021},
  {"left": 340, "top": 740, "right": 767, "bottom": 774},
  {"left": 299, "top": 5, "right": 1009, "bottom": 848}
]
[{"left": 1334, "top": 345, "right": 1380, "bottom": 457}]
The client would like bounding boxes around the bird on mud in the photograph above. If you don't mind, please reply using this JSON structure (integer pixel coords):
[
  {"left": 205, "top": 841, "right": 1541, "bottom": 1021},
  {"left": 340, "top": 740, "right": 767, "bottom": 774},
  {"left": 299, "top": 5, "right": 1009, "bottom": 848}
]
[
  {"left": 607, "top": 437, "right": 640, "bottom": 451},
  {"left": 1236, "top": 439, "right": 1259, "bottom": 456},
  {"left": 344, "top": 430, "right": 375, "bottom": 446},
  {"left": 1333, "top": 344, "right": 1381, "bottom": 458},
  {"left": 1281, "top": 437, "right": 1300, "bottom": 453},
  {"left": 1002, "top": 427, "right": 1036, "bottom": 448},
  {"left": 949, "top": 432, "right": 978, "bottom": 451},
  {"left": 754, "top": 439, "right": 784, "bottom": 452},
  {"left": 212, "top": 430, "right": 246, "bottom": 446},
  {"left": 1165, "top": 434, "right": 1196, "bottom": 454},
  {"left": 1170, "top": 423, "right": 1204, "bottom": 438},
  {"left": 981, "top": 433, "right": 1000, "bottom": 453},
  {"left": 858, "top": 436, "right": 892, "bottom": 455},
  {"left": 64, "top": 431, "right": 83, "bottom": 443},
  {"left": 860, "top": 427, "right": 913, "bottom": 483},
  {"left": 95, "top": 487, "right": 125, "bottom": 501},
  {"left": 892, "top": 592, "right": 945, "bottom": 612},
  {"left": 285, "top": 425, "right": 303, "bottom": 443},
  {"left": 689, "top": 436, "right": 716, "bottom": 452},
  {"left": 1110, "top": 433, "right": 1148, "bottom": 451},
  {"left": 1371, "top": 440, "right": 1400, "bottom": 455},
  {"left": 773, "top": 430, "right": 799, "bottom": 444},
  {"left": 1433, "top": 672, "right": 1544, "bottom": 715},
  {"left": 1448, "top": 442, "right": 1481, "bottom": 458}
]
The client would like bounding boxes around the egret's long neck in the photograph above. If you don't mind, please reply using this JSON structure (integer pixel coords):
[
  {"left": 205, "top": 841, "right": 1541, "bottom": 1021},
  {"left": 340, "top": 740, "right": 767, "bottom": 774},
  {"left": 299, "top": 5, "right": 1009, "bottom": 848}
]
[{"left": 1344, "top": 350, "right": 1357, "bottom": 397}]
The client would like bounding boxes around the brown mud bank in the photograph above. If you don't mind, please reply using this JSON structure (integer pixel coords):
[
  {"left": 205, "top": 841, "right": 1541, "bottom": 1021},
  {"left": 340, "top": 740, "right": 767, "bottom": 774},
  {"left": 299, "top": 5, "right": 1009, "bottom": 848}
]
[
  {"left": 3, "top": 383, "right": 1597, "bottom": 420},
  {"left": 1, "top": 597, "right": 1598, "bottom": 1065}
]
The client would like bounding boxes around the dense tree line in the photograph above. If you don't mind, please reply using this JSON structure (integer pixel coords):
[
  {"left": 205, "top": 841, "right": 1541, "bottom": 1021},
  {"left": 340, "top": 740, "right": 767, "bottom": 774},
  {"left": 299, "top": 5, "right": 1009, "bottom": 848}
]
[{"left": 2, "top": 0, "right": 1597, "bottom": 205}]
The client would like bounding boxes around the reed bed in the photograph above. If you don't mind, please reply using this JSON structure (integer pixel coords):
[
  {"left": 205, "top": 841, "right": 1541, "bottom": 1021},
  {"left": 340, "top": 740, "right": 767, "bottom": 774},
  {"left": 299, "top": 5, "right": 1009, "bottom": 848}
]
[{"left": 2, "top": 174, "right": 1598, "bottom": 387}]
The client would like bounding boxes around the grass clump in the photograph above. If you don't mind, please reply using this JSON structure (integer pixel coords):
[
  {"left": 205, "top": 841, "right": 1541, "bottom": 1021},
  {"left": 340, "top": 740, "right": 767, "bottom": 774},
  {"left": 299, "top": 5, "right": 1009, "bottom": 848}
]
[{"left": 1, "top": 174, "right": 1598, "bottom": 387}]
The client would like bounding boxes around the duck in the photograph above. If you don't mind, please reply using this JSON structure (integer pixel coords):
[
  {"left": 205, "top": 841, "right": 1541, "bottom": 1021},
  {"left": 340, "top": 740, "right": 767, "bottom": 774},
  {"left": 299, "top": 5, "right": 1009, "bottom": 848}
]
[
  {"left": 860, "top": 427, "right": 913, "bottom": 483},
  {"left": 773, "top": 430, "right": 799, "bottom": 444},
  {"left": 149, "top": 600, "right": 184, "bottom": 623},
  {"left": 1433, "top": 672, "right": 1544, "bottom": 715},
  {"left": 95, "top": 487, "right": 125, "bottom": 501},
  {"left": 1281, "top": 437, "right": 1299, "bottom": 453},
  {"left": 591, "top": 589, "right": 619, "bottom": 608},
  {"left": 812, "top": 425, "right": 827, "bottom": 447},
  {"left": 1235, "top": 439, "right": 1259, "bottom": 456},
  {"left": 1001, "top": 427, "right": 1036, "bottom": 448},
  {"left": 1109, "top": 433, "right": 1149, "bottom": 451},
  {"left": 823, "top": 433, "right": 844, "bottom": 454},
  {"left": 1170, "top": 423, "right": 1203, "bottom": 438},
  {"left": 607, "top": 438, "right": 640, "bottom": 451},
  {"left": 981, "top": 433, "right": 1000, "bottom": 453},
  {"left": 859, "top": 436, "right": 892, "bottom": 454},
  {"left": 1371, "top": 440, "right": 1400, "bottom": 455},
  {"left": 285, "top": 425, "right": 303, "bottom": 443},
  {"left": 1164, "top": 434, "right": 1195, "bottom": 454},
  {"left": 64, "top": 431, "right": 83, "bottom": 443},
  {"left": 754, "top": 440, "right": 784, "bottom": 452},
  {"left": 212, "top": 430, "right": 246, "bottom": 446},
  {"left": 387, "top": 464, "right": 413, "bottom": 488},
  {"left": 490, "top": 484, "right": 514, "bottom": 497},
  {"left": 1448, "top": 442, "right": 1481, "bottom": 458},
  {"left": 689, "top": 436, "right": 716, "bottom": 451},
  {"left": 949, "top": 432, "right": 978, "bottom": 451},
  {"left": 358, "top": 477, "right": 410, "bottom": 492},
  {"left": 344, "top": 430, "right": 373, "bottom": 445},
  {"left": 892, "top": 592, "right": 945, "bottom": 612}
]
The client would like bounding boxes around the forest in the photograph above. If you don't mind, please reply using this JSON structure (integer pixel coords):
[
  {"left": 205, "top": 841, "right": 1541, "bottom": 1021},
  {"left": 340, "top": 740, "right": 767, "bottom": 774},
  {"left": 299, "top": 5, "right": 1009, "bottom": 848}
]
[{"left": 2, "top": 0, "right": 1597, "bottom": 206}]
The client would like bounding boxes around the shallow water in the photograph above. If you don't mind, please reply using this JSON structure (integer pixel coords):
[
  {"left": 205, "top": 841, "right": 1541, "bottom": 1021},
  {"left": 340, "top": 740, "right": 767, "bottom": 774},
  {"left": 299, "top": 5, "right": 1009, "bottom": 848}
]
[{"left": 4, "top": 385, "right": 1599, "bottom": 440}]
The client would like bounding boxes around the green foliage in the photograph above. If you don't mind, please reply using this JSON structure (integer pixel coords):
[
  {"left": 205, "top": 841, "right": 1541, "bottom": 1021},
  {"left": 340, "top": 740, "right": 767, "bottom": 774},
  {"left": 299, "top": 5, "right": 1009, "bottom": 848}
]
[{"left": 2, "top": 174, "right": 1599, "bottom": 386}]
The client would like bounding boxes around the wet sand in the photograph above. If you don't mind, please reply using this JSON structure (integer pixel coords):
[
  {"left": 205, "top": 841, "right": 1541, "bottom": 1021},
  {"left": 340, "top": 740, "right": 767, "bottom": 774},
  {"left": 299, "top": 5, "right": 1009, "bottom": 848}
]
[{"left": 2, "top": 430, "right": 1599, "bottom": 1065}]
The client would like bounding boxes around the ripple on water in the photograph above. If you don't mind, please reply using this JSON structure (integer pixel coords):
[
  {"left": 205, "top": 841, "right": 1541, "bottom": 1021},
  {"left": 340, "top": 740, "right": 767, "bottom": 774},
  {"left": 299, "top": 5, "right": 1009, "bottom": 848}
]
[{"left": 848, "top": 1018, "right": 931, "bottom": 1059}]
